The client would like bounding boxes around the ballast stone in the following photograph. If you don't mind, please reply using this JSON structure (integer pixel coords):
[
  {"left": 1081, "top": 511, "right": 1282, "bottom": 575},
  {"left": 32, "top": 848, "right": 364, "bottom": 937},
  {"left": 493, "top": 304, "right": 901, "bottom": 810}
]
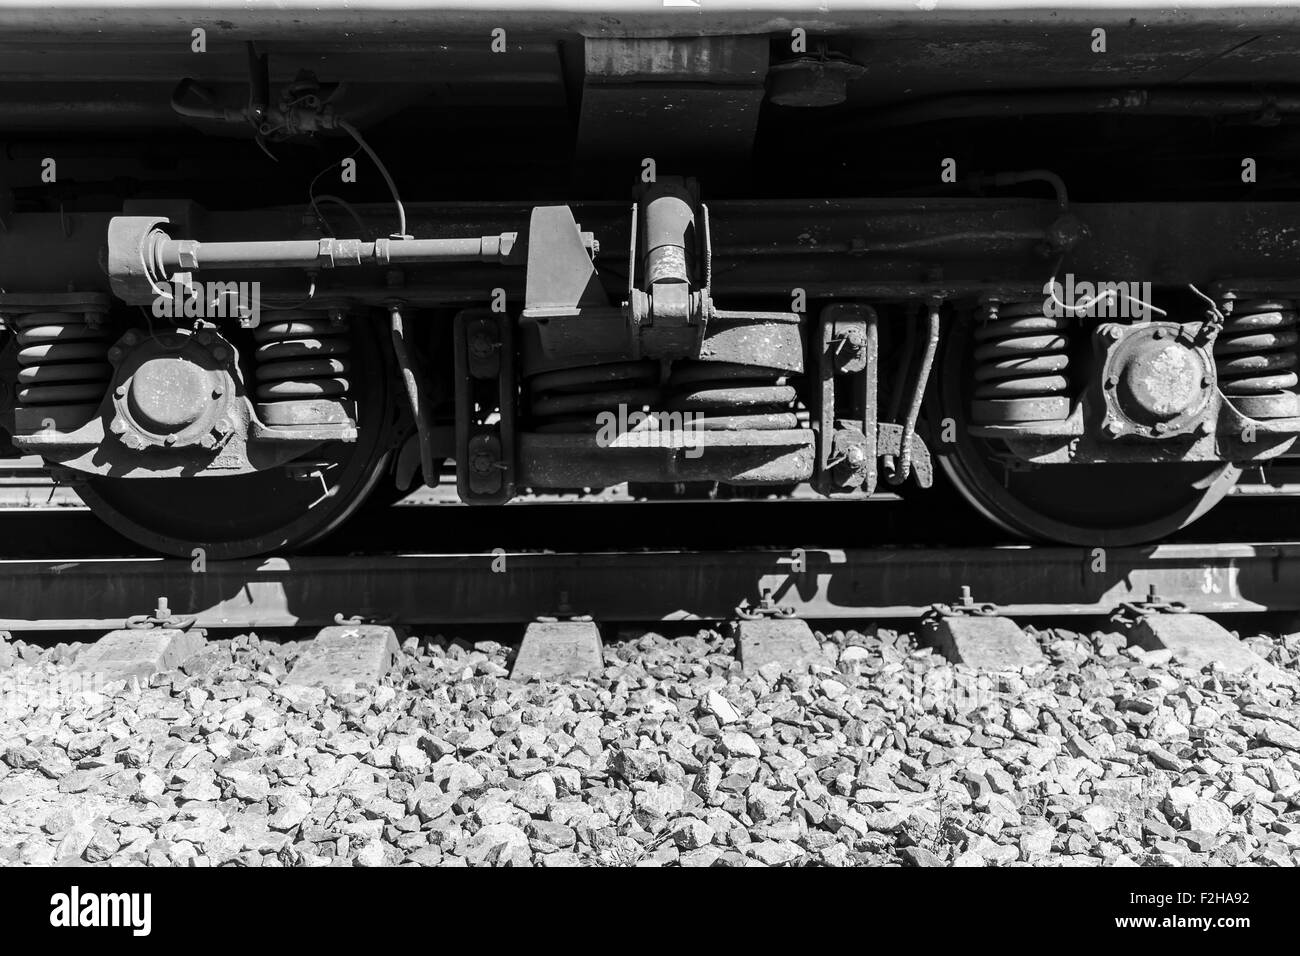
[
  {"left": 286, "top": 624, "right": 400, "bottom": 689},
  {"left": 510, "top": 621, "right": 604, "bottom": 680},
  {"left": 922, "top": 616, "right": 1045, "bottom": 670},
  {"left": 734, "top": 618, "right": 822, "bottom": 672},
  {"left": 71, "top": 627, "right": 205, "bottom": 681}
]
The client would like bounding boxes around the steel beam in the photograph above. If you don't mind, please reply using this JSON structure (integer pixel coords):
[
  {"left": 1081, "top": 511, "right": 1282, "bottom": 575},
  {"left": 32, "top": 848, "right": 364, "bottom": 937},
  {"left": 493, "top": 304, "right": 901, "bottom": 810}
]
[{"left": 0, "top": 543, "right": 1297, "bottom": 631}]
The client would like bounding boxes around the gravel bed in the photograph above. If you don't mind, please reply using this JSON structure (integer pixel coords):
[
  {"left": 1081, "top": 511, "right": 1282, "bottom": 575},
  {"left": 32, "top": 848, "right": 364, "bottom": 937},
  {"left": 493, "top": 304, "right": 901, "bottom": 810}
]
[{"left": 1, "top": 625, "right": 1299, "bottom": 867}]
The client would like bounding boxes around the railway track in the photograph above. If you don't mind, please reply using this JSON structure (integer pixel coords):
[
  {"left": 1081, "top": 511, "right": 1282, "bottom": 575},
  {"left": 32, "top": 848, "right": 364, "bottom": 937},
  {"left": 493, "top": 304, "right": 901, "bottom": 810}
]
[
  {"left": 1, "top": 540, "right": 1297, "bottom": 631},
  {"left": 2, "top": 454, "right": 1300, "bottom": 633}
]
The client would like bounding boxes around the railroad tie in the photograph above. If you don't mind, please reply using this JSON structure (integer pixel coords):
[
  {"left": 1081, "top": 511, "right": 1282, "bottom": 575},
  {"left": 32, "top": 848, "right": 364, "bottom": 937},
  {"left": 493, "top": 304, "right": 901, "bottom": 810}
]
[
  {"left": 285, "top": 623, "right": 401, "bottom": 690},
  {"left": 509, "top": 621, "right": 604, "bottom": 681},
  {"left": 1124, "top": 614, "right": 1294, "bottom": 685},
  {"left": 71, "top": 627, "right": 206, "bottom": 682}
]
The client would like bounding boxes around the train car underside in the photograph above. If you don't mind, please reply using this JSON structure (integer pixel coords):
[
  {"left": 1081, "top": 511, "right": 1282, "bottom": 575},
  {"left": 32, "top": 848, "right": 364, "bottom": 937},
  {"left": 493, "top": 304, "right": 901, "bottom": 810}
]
[{"left": 2, "top": 9, "right": 1300, "bottom": 556}]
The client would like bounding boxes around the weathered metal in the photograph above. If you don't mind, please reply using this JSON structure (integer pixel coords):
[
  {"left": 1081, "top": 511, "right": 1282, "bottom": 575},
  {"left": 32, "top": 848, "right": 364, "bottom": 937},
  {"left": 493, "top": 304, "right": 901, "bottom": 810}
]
[
  {"left": 7, "top": 2, "right": 1300, "bottom": 561},
  {"left": 107, "top": 216, "right": 520, "bottom": 305},
  {"left": 1098, "top": 322, "right": 1217, "bottom": 440},
  {"left": 2, "top": 542, "right": 1299, "bottom": 631},
  {"left": 7, "top": 201, "right": 1300, "bottom": 305},
  {"left": 934, "top": 313, "right": 1244, "bottom": 546},
  {"left": 454, "top": 308, "right": 517, "bottom": 503},
  {"left": 814, "top": 302, "right": 879, "bottom": 496},
  {"left": 519, "top": 428, "right": 815, "bottom": 488}
]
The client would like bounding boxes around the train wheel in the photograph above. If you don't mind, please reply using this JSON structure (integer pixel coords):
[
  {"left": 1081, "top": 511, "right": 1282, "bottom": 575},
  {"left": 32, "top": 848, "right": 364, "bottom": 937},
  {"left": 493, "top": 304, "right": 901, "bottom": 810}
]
[
  {"left": 932, "top": 318, "right": 1239, "bottom": 546},
  {"left": 78, "top": 320, "right": 400, "bottom": 559}
]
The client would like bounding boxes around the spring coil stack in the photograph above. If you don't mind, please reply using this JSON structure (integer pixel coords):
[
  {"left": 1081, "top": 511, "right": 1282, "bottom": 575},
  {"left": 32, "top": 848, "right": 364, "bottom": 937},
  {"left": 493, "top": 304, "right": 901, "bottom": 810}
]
[
  {"left": 525, "top": 360, "right": 660, "bottom": 432},
  {"left": 525, "top": 359, "right": 799, "bottom": 434},
  {"left": 970, "top": 300, "right": 1073, "bottom": 424},
  {"left": 664, "top": 360, "right": 798, "bottom": 430},
  {"left": 1213, "top": 298, "right": 1300, "bottom": 420},
  {"left": 252, "top": 309, "right": 353, "bottom": 425},
  {"left": 11, "top": 302, "right": 111, "bottom": 432}
]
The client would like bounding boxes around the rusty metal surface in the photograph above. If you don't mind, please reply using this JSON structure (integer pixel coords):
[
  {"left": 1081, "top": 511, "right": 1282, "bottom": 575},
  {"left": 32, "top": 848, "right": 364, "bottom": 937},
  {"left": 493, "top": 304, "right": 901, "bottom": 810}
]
[
  {"left": 0, "top": 542, "right": 1297, "bottom": 630},
  {"left": 9, "top": 200, "right": 1300, "bottom": 302},
  {"left": 4, "top": 3, "right": 1300, "bottom": 38}
]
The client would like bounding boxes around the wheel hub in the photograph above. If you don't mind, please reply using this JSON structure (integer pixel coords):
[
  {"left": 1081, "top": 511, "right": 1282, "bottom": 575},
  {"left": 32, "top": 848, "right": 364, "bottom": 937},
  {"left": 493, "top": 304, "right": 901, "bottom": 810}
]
[
  {"left": 1100, "top": 323, "right": 1213, "bottom": 437},
  {"left": 109, "top": 329, "right": 237, "bottom": 450},
  {"left": 127, "top": 357, "right": 209, "bottom": 432}
]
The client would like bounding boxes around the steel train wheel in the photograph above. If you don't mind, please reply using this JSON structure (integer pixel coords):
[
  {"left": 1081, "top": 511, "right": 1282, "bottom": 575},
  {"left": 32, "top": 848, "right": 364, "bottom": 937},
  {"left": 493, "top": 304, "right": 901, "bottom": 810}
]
[
  {"left": 77, "top": 319, "right": 400, "bottom": 559},
  {"left": 933, "top": 318, "right": 1239, "bottom": 546}
]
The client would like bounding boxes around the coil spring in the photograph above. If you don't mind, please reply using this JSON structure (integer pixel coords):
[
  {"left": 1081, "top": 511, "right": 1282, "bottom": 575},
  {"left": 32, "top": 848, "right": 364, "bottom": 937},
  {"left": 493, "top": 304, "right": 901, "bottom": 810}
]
[
  {"left": 665, "top": 361, "right": 798, "bottom": 430},
  {"left": 13, "top": 311, "right": 111, "bottom": 430},
  {"left": 1214, "top": 299, "right": 1299, "bottom": 420},
  {"left": 252, "top": 310, "right": 352, "bottom": 403},
  {"left": 526, "top": 361, "right": 660, "bottom": 432},
  {"left": 971, "top": 302, "right": 1072, "bottom": 424}
]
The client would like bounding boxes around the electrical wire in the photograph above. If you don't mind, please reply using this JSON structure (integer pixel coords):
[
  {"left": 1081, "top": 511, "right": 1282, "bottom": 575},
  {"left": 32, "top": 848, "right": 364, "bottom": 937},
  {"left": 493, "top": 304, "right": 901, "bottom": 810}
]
[{"left": 335, "top": 119, "right": 405, "bottom": 239}]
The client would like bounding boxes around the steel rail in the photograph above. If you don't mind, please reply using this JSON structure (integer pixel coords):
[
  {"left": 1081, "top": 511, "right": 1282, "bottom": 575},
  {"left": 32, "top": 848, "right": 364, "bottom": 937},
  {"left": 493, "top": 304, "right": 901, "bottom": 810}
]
[{"left": 0, "top": 543, "right": 1295, "bottom": 631}]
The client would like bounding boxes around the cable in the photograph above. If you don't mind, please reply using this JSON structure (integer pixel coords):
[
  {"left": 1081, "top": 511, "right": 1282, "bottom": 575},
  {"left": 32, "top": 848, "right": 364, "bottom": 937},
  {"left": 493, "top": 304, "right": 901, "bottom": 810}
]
[
  {"left": 311, "top": 194, "right": 368, "bottom": 237},
  {"left": 336, "top": 117, "right": 408, "bottom": 238}
]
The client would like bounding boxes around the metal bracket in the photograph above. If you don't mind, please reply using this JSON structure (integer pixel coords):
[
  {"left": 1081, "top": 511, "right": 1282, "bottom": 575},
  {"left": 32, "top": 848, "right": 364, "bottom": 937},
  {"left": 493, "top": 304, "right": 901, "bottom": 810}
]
[
  {"left": 924, "top": 585, "right": 1000, "bottom": 622},
  {"left": 814, "top": 303, "right": 878, "bottom": 496},
  {"left": 736, "top": 587, "right": 797, "bottom": 620},
  {"left": 454, "top": 308, "right": 516, "bottom": 503},
  {"left": 1109, "top": 584, "right": 1190, "bottom": 629},
  {"left": 125, "top": 596, "right": 198, "bottom": 632}
]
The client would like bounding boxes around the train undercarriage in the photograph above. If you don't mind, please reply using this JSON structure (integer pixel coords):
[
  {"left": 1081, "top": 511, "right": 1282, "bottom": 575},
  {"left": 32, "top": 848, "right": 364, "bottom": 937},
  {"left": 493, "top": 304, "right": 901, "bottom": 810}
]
[{"left": 2, "top": 9, "right": 1300, "bottom": 557}]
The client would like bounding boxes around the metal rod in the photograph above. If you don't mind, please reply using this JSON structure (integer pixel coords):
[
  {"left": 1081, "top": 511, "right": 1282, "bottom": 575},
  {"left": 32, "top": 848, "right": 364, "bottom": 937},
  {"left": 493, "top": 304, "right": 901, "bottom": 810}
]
[
  {"left": 389, "top": 305, "right": 437, "bottom": 488},
  {"left": 153, "top": 232, "right": 517, "bottom": 274},
  {"left": 891, "top": 301, "right": 941, "bottom": 485}
]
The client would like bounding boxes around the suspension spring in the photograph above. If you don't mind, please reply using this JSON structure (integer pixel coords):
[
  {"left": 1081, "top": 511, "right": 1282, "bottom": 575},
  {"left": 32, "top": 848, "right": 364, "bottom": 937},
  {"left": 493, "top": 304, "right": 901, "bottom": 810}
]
[
  {"left": 13, "top": 309, "right": 111, "bottom": 431},
  {"left": 526, "top": 360, "right": 660, "bottom": 432},
  {"left": 1213, "top": 299, "right": 1299, "bottom": 420},
  {"left": 970, "top": 301, "right": 1072, "bottom": 424},
  {"left": 665, "top": 361, "right": 799, "bottom": 430},
  {"left": 252, "top": 309, "right": 353, "bottom": 425}
]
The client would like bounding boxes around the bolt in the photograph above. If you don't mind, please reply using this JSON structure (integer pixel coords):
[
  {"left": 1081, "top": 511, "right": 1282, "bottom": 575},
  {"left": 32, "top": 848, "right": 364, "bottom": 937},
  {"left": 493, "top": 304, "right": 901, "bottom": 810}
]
[
  {"left": 108, "top": 347, "right": 123, "bottom": 362},
  {"left": 122, "top": 331, "right": 138, "bottom": 346},
  {"left": 1152, "top": 328, "right": 1165, "bottom": 340},
  {"left": 1103, "top": 419, "right": 1124, "bottom": 436},
  {"left": 1153, "top": 422, "right": 1168, "bottom": 434},
  {"left": 114, "top": 385, "right": 127, "bottom": 398},
  {"left": 1104, "top": 375, "right": 1119, "bottom": 388},
  {"left": 109, "top": 416, "right": 127, "bottom": 435},
  {"left": 212, "top": 346, "right": 229, "bottom": 361},
  {"left": 199, "top": 434, "right": 216, "bottom": 449},
  {"left": 1201, "top": 376, "right": 1213, "bottom": 389},
  {"left": 469, "top": 331, "right": 498, "bottom": 360},
  {"left": 164, "top": 434, "right": 177, "bottom": 446},
  {"left": 212, "top": 386, "right": 224, "bottom": 399}
]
